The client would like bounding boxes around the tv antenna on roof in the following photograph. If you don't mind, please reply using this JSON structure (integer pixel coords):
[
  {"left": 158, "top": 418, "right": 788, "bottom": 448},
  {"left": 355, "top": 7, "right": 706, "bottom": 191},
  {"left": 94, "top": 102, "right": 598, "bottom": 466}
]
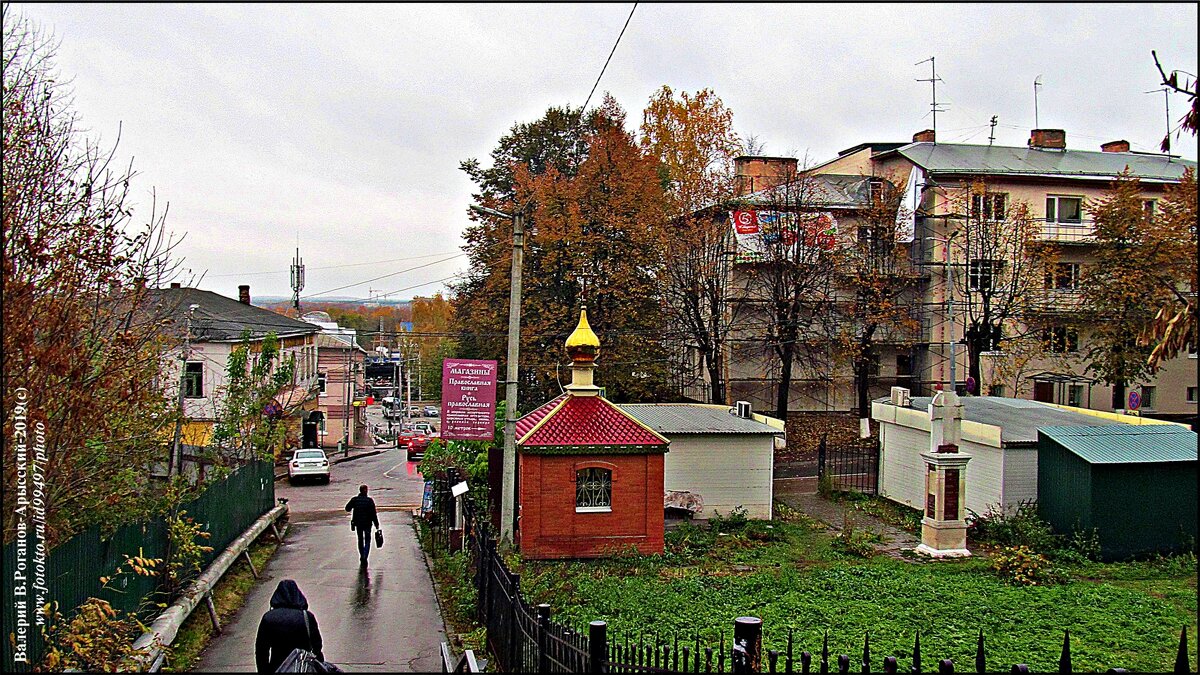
[
  {"left": 988, "top": 115, "right": 998, "bottom": 146},
  {"left": 1034, "top": 75, "right": 1044, "bottom": 129},
  {"left": 1145, "top": 87, "right": 1171, "bottom": 152},
  {"left": 915, "top": 56, "right": 947, "bottom": 137}
]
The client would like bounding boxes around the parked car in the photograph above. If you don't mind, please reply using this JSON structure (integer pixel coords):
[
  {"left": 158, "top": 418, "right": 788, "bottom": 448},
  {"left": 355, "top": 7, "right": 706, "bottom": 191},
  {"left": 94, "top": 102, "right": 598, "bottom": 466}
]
[
  {"left": 405, "top": 434, "right": 431, "bottom": 461},
  {"left": 408, "top": 406, "right": 423, "bottom": 417},
  {"left": 288, "top": 449, "right": 330, "bottom": 484},
  {"left": 423, "top": 406, "right": 439, "bottom": 417},
  {"left": 414, "top": 421, "right": 435, "bottom": 436}
]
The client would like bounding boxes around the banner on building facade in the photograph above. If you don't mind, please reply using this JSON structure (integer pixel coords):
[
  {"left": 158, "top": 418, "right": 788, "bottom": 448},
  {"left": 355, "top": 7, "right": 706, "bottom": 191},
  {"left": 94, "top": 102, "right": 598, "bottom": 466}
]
[
  {"left": 895, "top": 167, "right": 919, "bottom": 243},
  {"left": 729, "top": 210, "right": 839, "bottom": 262},
  {"left": 441, "top": 358, "right": 499, "bottom": 441}
]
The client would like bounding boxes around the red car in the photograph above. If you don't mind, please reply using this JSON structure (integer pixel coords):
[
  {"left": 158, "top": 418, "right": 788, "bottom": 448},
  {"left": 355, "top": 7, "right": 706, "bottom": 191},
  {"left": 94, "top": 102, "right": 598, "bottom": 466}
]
[{"left": 405, "top": 433, "right": 430, "bottom": 461}]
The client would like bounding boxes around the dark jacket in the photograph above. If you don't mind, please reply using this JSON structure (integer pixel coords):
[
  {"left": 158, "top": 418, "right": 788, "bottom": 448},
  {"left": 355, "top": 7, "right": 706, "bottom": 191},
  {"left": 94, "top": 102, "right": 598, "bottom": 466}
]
[
  {"left": 255, "top": 580, "right": 323, "bottom": 673},
  {"left": 345, "top": 494, "right": 379, "bottom": 531}
]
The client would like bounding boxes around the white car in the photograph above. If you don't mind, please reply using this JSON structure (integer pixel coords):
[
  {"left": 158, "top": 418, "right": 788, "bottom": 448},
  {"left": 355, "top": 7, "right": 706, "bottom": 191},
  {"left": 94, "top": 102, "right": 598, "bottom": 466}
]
[{"left": 288, "top": 449, "right": 330, "bottom": 484}]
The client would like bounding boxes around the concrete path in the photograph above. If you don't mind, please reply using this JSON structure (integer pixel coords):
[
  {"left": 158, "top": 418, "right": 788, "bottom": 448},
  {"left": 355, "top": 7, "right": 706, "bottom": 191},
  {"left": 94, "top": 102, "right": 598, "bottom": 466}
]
[
  {"left": 196, "top": 447, "right": 442, "bottom": 672},
  {"left": 772, "top": 480, "right": 920, "bottom": 559}
]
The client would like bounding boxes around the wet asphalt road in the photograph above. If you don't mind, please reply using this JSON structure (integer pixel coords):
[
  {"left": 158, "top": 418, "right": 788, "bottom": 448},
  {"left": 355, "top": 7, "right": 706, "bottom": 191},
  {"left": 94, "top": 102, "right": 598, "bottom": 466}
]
[{"left": 194, "top": 445, "right": 442, "bottom": 672}]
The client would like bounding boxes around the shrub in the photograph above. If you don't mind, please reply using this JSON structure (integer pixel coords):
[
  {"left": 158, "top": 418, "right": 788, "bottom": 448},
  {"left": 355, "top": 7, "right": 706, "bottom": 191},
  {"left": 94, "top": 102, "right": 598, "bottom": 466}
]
[
  {"left": 708, "top": 506, "right": 749, "bottom": 533},
  {"left": 831, "top": 507, "right": 879, "bottom": 557},
  {"left": 991, "top": 545, "right": 1064, "bottom": 585},
  {"left": 967, "top": 501, "right": 1056, "bottom": 552},
  {"left": 665, "top": 521, "right": 714, "bottom": 555}
]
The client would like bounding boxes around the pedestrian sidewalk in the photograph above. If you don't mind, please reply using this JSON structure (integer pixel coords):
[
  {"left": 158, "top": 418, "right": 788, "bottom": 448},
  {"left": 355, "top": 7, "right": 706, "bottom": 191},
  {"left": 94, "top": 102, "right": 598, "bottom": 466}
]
[{"left": 772, "top": 480, "right": 919, "bottom": 559}]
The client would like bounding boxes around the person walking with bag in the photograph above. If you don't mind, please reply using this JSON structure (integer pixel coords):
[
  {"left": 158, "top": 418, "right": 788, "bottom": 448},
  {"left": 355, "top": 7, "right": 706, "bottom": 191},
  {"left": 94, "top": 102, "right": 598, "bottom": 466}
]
[
  {"left": 345, "top": 484, "right": 380, "bottom": 565},
  {"left": 254, "top": 579, "right": 324, "bottom": 673}
]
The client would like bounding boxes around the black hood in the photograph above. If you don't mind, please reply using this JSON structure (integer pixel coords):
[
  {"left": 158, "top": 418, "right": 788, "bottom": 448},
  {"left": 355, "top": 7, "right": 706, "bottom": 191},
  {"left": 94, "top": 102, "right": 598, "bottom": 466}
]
[{"left": 269, "top": 579, "right": 309, "bottom": 610}]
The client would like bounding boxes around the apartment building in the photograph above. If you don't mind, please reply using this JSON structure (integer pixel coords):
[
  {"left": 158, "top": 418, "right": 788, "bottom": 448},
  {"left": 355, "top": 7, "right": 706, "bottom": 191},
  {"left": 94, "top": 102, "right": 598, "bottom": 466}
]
[{"left": 687, "top": 130, "right": 1196, "bottom": 424}]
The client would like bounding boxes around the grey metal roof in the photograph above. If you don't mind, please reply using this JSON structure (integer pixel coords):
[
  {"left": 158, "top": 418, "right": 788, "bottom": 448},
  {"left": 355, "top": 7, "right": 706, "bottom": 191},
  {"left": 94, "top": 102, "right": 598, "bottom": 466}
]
[
  {"left": 736, "top": 173, "right": 873, "bottom": 209},
  {"left": 147, "top": 287, "right": 318, "bottom": 342},
  {"left": 1038, "top": 424, "right": 1198, "bottom": 464},
  {"left": 617, "top": 404, "right": 783, "bottom": 435},
  {"left": 892, "top": 142, "right": 1195, "bottom": 182},
  {"left": 906, "top": 396, "right": 1121, "bottom": 445}
]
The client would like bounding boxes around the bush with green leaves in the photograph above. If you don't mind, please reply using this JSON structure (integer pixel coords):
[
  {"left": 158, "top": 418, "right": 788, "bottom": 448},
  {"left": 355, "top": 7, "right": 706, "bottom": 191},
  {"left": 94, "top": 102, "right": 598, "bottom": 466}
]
[
  {"left": 967, "top": 501, "right": 1057, "bottom": 552},
  {"left": 991, "top": 545, "right": 1065, "bottom": 586},
  {"left": 708, "top": 506, "right": 749, "bottom": 533}
]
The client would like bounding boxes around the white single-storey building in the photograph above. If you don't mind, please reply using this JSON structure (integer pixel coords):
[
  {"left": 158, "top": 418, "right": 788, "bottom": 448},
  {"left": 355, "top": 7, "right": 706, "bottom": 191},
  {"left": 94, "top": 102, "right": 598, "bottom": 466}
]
[
  {"left": 869, "top": 389, "right": 1170, "bottom": 518},
  {"left": 619, "top": 403, "right": 784, "bottom": 520}
]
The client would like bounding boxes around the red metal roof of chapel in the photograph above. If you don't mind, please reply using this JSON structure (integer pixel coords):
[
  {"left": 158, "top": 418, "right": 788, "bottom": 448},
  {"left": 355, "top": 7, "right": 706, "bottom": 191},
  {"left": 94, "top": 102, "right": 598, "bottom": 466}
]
[{"left": 517, "top": 394, "right": 668, "bottom": 449}]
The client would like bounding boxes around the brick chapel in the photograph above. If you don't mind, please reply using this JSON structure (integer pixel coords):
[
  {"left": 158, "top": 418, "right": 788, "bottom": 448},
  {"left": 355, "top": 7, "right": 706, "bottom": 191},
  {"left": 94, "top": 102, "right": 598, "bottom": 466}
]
[{"left": 515, "top": 306, "right": 669, "bottom": 559}]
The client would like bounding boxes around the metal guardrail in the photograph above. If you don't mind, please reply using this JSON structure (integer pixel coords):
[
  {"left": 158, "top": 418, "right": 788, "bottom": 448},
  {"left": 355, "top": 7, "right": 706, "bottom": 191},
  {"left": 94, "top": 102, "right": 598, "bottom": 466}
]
[{"left": 441, "top": 642, "right": 484, "bottom": 673}]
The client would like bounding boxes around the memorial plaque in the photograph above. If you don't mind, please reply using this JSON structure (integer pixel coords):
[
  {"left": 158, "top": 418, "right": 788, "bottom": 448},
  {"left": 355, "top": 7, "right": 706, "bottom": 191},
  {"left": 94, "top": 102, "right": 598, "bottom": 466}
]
[
  {"left": 943, "top": 468, "right": 959, "bottom": 520},
  {"left": 926, "top": 493, "right": 936, "bottom": 518}
]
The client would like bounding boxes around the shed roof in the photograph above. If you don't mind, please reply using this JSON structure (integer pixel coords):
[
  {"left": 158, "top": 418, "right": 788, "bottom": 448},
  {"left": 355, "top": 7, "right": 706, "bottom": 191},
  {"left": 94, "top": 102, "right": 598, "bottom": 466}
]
[
  {"left": 618, "top": 404, "right": 782, "bottom": 435},
  {"left": 889, "top": 142, "right": 1195, "bottom": 182},
  {"left": 1038, "top": 425, "right": 1199, "bottom": 464},
  {"left": 906, "top": 396, "right": 1119, "bottom": 445}
]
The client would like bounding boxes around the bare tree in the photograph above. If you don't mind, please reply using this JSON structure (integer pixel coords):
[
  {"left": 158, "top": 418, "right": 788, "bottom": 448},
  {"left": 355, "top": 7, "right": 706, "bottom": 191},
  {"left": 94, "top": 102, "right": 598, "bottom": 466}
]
[
  {"left": 3, "top": 8, "right": 190, "bottom": 542},
  {"left": 832, "top": 174, "right": 922, "bottom": 415},
  {"left": 728, "top": 166, "right": 840, "bottom": 418},
  {"left": 945, "top": 180, "right": 1048, "bottom": 392}
]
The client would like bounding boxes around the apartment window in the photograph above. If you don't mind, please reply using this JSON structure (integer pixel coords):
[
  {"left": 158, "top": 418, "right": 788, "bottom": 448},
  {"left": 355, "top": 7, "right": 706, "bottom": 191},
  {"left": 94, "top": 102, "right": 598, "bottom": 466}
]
[
  {"left": 1141, "top": 386, "right": 1156, "bottom": 410},
  {"left": 1143, "top": 199, "right": 1157, "bottom": 220},
  {"left": 576, "top": 468, "right": 612, "bottom": 512},
  {"left": 988, "top": 384, "right": 1006, "bottom": 397},
  {"left": 1043, "top": 326, "right": 1079, "bottom": 354},
  {"left": 183, "top": 362, "right": 204, "bottom": 398},
  {"left": 896, "top": 354, "right": 913, "bottom": 378},
  {"left": 969, "top": 259, "right": 1003, "bottom": 291},
  {"left": 1187, "top": 386, "right": 1197, "bottom": 404},
  {"left": 318, "top": 372, "right": 328, "bottom": 395},
  {"left": 1044, "top": 262, "right": 1080, "bottom": 290},
  {"left": 1046, "top": 196, "right": 1083, "bottom": 224},
  {"left": 1067, "top": 384, "right": 1085, "bottom": 407},
  {"left": 971, "top": 193, "right": 1008, "bottom": 221}
]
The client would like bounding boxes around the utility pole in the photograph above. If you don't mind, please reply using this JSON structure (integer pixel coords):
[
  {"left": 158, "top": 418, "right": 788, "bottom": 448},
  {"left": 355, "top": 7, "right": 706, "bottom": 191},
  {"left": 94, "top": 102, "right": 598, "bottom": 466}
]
[
  {"left": 341, "top": 342, "right": 352, "bottom": 456},
  {"left": 470, "top": 203, "right": 524, "bottom": 543},
  {"left": 1034, "top": 75, "right": 1043, "bottom": 129},
  {"left": 988, "top": 115, "right": 998, "bottom": 146},
  {"left": 169, "top": 303, "right": 199, "bottom": 478}
]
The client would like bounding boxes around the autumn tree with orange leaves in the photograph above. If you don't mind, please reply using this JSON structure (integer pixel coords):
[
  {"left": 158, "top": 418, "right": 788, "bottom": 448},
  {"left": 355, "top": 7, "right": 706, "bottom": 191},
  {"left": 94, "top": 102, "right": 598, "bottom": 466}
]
[{"left": 640, "top": 86, "right": 742, "bottom": 404}]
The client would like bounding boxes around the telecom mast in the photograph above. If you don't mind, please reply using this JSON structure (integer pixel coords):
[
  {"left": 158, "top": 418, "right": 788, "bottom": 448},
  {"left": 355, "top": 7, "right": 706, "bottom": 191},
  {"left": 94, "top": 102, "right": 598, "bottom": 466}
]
[{"left": 290, "top": 247, "right": 305, "bottom": 313}]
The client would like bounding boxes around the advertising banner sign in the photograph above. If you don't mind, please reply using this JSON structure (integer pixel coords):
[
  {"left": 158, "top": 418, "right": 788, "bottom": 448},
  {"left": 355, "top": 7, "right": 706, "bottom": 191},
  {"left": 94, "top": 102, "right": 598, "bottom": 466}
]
[
  {"left": 730, "top": 210, "right": 839, "bottom": 262},
  {"left": 441, "top": 358, "right": 499, "bottom": 441}
]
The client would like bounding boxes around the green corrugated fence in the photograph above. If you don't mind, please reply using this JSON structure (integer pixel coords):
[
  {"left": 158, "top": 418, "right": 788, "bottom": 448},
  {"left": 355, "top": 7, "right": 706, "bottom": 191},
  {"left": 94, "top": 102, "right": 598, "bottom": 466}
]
[{"left": 1, "top": 461, "right": 275, "bottom": 671}]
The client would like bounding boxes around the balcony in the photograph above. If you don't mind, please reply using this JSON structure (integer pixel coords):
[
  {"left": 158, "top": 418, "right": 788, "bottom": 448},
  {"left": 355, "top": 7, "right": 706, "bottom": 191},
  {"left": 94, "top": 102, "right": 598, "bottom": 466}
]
[
  {"left": 1037, "top": 220, "right": 1095, "bottom": 244},
  {"left": 1028, "top": 288, "right": 1087, "bottom": 314}
]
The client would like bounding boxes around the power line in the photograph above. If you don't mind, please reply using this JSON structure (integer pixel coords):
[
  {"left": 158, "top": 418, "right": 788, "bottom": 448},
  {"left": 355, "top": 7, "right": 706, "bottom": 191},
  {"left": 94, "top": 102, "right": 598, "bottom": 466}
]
[
  {"left": 301, "top": 254, "right": 465, "bottom": 299},
  {"left": 581, "top": 3, "right": 637, "bottom": 112},
  {"left": 206, "top": 252, "right": 461, "bottom": 278}
]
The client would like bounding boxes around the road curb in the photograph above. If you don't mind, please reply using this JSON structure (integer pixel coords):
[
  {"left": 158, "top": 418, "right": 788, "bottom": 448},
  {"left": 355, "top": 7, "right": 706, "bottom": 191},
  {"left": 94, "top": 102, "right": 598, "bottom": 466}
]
[{"left": 274, "top": 449, "right": 391, "bottom": 481}]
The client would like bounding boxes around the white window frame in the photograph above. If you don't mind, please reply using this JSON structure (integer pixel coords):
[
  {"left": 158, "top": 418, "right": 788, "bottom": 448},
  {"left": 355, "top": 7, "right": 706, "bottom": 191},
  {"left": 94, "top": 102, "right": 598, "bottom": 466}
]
[
  {"left": 971, "top": 192, "right": 1008, "bottom": 222},
  {"left": 575, "top": 467, "right": 613, "bottom": 513},
  {"left": 1046, "top": 195, "right": 1084, "bottom": 224},
  {"left": 318, "top": 371, "right": 328, "bottom": 396},
  {"left": 1043, "top": 326, "right": 1079, "bottom": 354},
  {"left": 1045, "top": 262, "right": 1080, "bottom": 291}
]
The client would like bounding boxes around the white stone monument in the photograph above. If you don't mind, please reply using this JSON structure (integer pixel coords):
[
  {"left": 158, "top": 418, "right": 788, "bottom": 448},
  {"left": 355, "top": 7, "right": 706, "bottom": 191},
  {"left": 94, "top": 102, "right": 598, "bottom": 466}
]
[{"left": 915, "top": 390, "right": 972, "bottom": 558}]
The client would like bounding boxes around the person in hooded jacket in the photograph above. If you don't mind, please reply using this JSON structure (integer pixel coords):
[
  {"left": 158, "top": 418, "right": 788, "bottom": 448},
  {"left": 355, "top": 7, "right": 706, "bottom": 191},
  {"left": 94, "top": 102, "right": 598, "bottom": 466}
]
[{"left": 255, "top": 579, "right": 324, "bottom": 673}]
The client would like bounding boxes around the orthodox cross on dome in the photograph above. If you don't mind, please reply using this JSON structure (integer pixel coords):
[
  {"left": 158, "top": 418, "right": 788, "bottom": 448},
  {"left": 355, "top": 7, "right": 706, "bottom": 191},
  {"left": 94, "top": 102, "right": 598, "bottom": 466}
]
[
  {"left": 564, "top": 302, "right": 601, "bottom": 396},
  {"left": 575, "top": 271, "right": 596, "bottom": 306}
]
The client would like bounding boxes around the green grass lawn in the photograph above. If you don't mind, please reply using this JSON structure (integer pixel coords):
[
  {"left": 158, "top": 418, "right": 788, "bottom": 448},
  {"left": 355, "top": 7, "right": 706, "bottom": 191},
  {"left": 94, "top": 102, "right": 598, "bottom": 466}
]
[{"left": 511, "top": 516, "right": 1196, "bottom": 673}]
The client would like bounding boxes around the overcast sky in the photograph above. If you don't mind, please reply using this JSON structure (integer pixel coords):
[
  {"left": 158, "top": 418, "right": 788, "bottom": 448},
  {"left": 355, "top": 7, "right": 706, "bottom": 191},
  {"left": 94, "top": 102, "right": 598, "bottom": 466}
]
[{"left": 12, "top": 3, "right": 1198, "bottom": 301}]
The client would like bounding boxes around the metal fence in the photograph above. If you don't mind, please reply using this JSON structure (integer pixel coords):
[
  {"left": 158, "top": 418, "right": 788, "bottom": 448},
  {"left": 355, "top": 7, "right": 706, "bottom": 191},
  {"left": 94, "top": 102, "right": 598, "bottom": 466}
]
[
  {"left": 817, "top": 434, "right": 879, "bottom": 495},
  {"left": 1, "top": 460, "right": 274, "bottom": 671},
  {"left": 427, "top": 479, "right": 1192, "bottom": 674}
]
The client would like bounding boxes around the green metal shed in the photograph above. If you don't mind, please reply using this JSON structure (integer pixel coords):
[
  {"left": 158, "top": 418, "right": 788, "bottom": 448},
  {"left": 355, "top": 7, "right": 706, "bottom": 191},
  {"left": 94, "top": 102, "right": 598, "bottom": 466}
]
[{"left": 1037, "top": 425, "right": 1197, "bottom": 561}]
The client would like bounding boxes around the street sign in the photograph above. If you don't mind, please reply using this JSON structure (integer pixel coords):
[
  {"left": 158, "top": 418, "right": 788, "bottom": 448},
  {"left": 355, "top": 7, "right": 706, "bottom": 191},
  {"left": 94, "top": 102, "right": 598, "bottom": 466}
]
[{"left": 1127, "top": 390, "right": 1141, "bottom": 411}]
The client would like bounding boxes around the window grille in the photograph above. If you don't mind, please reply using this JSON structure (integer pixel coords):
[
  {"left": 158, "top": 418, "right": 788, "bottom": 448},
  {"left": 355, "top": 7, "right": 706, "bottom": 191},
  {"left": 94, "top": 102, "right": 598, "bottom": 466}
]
[{"left": 576, "top": 468, "right": 612, "bottom": 511}]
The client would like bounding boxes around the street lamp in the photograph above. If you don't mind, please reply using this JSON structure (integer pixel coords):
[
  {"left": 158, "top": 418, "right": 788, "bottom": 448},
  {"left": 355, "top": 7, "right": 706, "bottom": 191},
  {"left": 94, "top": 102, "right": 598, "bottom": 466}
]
[
  {"left": 470, "top": 203, "right": 525, "bottom": 543},
  {"left": 925, "top": 233, "right": 958, "bottom": 393}
]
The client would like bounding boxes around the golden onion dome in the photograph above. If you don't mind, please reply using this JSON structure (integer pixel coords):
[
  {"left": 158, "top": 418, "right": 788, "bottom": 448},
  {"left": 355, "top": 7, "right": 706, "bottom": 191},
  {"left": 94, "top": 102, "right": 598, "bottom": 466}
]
[{"left": 565, "top": 306, "right": 600, "bottom": 364}]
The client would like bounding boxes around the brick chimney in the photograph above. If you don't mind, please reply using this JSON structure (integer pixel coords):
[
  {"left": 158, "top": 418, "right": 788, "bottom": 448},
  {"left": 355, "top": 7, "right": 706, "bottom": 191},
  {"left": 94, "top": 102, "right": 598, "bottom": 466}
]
[
  {"left": 913, "top": 129, "right": 936, "bottom": 143},
  {"left": 734, "top": 156, "right": 798, "bottom": 196},
  {"left": 1029, "top": 129, "right": 1066, "bottom": 149},
  {"left": 1101, "top": 139, "right": 1130, "bottom": 153},
  {"left": 238, "top": 284, "right": 251, "bottom": 305}
]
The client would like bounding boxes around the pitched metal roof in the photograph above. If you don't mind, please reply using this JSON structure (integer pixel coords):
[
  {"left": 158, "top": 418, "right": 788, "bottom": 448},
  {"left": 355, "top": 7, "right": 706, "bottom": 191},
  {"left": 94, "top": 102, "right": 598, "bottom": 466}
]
[
  {"left": 147, "top": 287, "right": 318, "bottom": 343},
  {"left": 906, "top": 396, "right": 1120, "bottom": 445},
  {"left": 1038, "top": 424, "right": 1199, "bottom": 464},
  {"left": 517, "top": 395, "right": 668, "bottom": 452},
  {"left": 891, "top": 142, "right": 1195, "bottom": 182},
  {"left": 618, "top": 404, "right": 783, "bottom": 435},
  {"left": 737, "top": 173, "right": 873, "bottom": 209}
]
